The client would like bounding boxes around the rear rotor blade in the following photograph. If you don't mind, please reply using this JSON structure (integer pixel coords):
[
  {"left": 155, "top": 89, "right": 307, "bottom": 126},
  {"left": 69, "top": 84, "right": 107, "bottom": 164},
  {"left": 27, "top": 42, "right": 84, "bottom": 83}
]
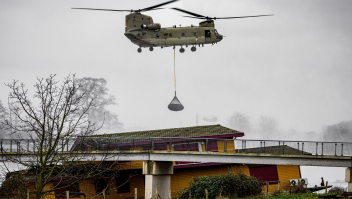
[
  {"left": 144, "top": 8, "right": 165, "bottom": 12},
  {"left": 173, "top": 7, "right": 273, "bottom": 20},
  {"left": 216, "top": 14, "right": 273, "bottom": 19},
  {"left": 72, "top": 8, "right": 131, "bottom": 12},
  {"left": 141, "top": 0, "right": 179, "bottom": 12},
  {"left": 172, "top": 8, "right": 205, "bottom": 18}
]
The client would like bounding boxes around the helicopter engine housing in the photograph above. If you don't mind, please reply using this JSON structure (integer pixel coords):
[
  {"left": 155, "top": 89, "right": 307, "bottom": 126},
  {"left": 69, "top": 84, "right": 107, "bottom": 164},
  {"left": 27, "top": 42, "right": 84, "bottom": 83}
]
[{"left": 141, "top": 23, "right": 161, "bottom": 30}]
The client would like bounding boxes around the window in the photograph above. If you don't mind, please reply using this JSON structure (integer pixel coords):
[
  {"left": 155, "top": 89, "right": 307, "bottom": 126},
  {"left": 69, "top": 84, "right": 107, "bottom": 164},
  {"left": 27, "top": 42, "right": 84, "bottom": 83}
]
[
  {"left": 214, "top": 29, "right": 218, "bottom": 34},
  {"left": 107, "top": 143, "right": 131, "bottom": 150},
  {"left": 143, "top": 143, "right": 167, "bottom": 150},
  {"left": 156, "top": 34, "right": 159, "bottom": 38},
  {"left": 116, "top": 176, "right": 131, "bottom": 193},
  {"left": 54, "top": 183, "right": 80, "bottom": 199},
  {"left": 249, "top": 165, "right": 279, "bottom": 185},
  {"left": 181, "top": 33, "right": 185, "bottom": 37},
  {"left": 207, "top": 140, "right": 218, "bottom": 152},
  {"left": 194, "top": 32, "right": 197, "bottom": 36},
  {"left": 169, "top": 33, "right": 172, "bottom": 37},
  {"left": 94, "top": 179, "right": 109, "bottom": 195},
  {"left": 173, "top": 143, "right": 199, "bottom": 151},
  {"left": 173, "top": 143, "right": 201, "bottom": 165}
]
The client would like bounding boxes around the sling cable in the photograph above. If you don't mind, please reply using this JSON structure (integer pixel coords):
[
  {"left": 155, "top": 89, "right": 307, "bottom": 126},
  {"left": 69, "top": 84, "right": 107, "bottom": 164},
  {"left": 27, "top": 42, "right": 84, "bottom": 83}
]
[{"left": 168, "top": 48, "right": 184, "bottom": 111}]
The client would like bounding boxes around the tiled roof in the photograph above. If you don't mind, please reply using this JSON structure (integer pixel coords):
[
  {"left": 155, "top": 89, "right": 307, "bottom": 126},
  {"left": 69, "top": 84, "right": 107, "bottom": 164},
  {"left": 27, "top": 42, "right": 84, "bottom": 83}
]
[
  {"left": 238, "top": 145, "right": 312, "bottom": 155},
  {"left": 87, "top": 124, "right": 243, "bottom": 138}
]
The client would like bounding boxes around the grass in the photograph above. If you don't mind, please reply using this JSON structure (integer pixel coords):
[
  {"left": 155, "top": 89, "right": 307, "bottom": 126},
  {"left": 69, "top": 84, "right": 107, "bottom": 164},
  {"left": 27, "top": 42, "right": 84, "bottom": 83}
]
[{"left": 241, "top": 191, "right": 344, "bottom": 199}]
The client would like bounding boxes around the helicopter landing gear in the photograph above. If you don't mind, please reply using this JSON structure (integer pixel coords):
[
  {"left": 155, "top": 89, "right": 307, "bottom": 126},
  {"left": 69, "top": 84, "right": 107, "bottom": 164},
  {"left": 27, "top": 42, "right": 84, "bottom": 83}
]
[
  {"left": 149, "top": 46, "right": 154, "bottom": 51},
  {"left": 137, "top": 47, "right": 142, "bottom": 53},
  {"left": 179, "top": 47, "right": 185, "bottom": 53},
  {"left": 191, "top": 46, "right": 196, "bottom": 52}
]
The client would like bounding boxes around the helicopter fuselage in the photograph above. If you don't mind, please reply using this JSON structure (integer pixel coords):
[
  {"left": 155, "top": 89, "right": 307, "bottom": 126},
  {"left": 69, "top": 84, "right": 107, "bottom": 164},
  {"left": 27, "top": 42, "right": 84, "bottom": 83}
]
[{"left": 124, "top": 13, "right": 223, "bottom": 48}]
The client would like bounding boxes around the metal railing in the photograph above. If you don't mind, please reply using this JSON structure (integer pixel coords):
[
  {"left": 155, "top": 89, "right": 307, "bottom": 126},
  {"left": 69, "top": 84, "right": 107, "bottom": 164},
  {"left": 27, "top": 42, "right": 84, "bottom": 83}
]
[{"left": 1, "top": 137, "right": 352, "bottom": 157}]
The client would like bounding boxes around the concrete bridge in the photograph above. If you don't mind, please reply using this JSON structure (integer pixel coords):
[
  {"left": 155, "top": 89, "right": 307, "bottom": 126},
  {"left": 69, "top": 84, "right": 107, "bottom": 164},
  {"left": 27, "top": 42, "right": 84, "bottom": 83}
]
[
  {"left": 2, "top": 150, "right": 351, "bottom": 167},
  {"left": 1, "top": 137, "right": 352, "bottom": 198}
]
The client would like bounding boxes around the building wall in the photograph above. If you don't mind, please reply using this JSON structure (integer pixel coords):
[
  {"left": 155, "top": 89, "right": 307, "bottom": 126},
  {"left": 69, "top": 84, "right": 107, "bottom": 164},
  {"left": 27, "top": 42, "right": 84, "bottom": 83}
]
[
  {"left": 277, "top": 165, "right": 301, "bottom": 190},
  {"left": 38, "top": 139, "right": 301, "bottom": 198},
  {"left": 171, "top": 164, "right": 250, "bottom": 195},
  {"left": 39, "top": 164, "right": 300, "bottom": 198}
]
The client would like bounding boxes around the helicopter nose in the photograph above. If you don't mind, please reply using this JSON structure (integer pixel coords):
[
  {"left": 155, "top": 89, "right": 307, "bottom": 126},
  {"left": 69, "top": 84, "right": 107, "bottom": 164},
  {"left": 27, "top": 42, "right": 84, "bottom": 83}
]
[{"left": 216, "top": 34, "right": 223, "bottom": 40}]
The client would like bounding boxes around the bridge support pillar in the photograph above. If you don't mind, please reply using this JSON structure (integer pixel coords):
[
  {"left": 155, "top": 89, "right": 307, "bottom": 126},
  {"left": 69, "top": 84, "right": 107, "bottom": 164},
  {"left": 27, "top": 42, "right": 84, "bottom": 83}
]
[
  {"left": 346, "top": 167, "right": 352, "bottom": 192},
  {"left": 143, "top": 161, "right": 173, "bottom": 199}
]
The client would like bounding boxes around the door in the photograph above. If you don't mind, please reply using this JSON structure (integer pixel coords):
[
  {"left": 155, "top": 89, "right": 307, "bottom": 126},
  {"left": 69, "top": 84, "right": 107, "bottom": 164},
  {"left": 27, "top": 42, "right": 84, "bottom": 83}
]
[{"left": 205, "top": 30, "right": 211, "bottom": 42}]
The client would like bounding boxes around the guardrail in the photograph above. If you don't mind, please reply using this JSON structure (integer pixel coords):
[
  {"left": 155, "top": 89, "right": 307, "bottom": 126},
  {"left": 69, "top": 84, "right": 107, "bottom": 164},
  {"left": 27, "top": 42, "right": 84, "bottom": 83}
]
[{"left": 1, "top": 137, "right": 351, "bottom": 157}]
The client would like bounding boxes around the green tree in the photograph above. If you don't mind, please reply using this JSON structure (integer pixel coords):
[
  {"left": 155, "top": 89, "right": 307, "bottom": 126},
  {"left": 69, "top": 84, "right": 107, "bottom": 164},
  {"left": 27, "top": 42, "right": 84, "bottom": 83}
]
[
  {"left": 76, "top": 77, "right": 123, "bottom": 133},
  {"left": 179, "top": 173, "right": 262, "bottom": 199}
]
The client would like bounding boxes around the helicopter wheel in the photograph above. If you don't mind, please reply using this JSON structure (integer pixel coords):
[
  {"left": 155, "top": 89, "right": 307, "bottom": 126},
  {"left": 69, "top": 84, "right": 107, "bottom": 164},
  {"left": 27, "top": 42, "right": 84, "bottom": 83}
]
[
  {"left": 137, "top": 48, "right": 142, "bottom": 53},
  {"left": 179, "top": 47, "right": 185, "bottom": 53},
  {"left": 149, "top": 46, "right": 154, "bottom": 51},
  {"left": 191, "top": 46, "right": 196, "bottom": 52}
]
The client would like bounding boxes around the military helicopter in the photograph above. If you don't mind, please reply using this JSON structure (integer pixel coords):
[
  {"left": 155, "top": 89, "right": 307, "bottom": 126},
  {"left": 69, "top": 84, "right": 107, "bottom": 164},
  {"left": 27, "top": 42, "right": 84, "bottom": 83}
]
[{"left": 72, "top": 0, "right": 272, "bottom": 53}]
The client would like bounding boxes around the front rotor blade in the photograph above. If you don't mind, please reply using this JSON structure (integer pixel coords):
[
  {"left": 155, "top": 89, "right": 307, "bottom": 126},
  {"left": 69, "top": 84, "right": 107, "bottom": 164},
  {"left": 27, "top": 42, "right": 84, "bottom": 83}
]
[
  {"left": 172, "top": 8, "right": 205, "bottom": 18},
  {"left": 72, "top": 8, "right": 131, "bottom": 12},
  {"left": 216, "top": 14, "right": 273, "bottom": 19},
  {"left": 141, "top": 0, "right": 179, "bottom": 12},
  {"left": 182, "top": 16, "right": 206, "bottom": 19}
]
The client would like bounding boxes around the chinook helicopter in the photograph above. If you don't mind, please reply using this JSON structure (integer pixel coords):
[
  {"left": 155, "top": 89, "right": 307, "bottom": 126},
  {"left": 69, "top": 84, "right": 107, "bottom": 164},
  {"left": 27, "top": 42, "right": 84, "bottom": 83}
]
[{"left": 72, "top": 0, "right": 272, "bottom": 53}]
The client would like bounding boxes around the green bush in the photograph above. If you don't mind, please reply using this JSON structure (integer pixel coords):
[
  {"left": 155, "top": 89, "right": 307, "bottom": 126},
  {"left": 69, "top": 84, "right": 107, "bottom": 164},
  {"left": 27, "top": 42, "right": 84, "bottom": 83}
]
[
  {"left": 178, "top": 173, "right": 262, "bottom": 199},
  {"left": 0, "top": 173, "right": 27, "bottom": 198}
]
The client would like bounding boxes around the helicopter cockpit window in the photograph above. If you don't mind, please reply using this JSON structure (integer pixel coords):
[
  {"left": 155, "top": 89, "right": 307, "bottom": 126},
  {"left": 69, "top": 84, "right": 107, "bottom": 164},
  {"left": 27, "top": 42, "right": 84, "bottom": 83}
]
[
  {"left": 181, "top": 33, "right": 185, "bottom": 37},
  {"left": 169, "top": 33, "right": 172, "bottom": 37},
  {"left": 214, "top": 29, "right": 218, "bottom": 34}
]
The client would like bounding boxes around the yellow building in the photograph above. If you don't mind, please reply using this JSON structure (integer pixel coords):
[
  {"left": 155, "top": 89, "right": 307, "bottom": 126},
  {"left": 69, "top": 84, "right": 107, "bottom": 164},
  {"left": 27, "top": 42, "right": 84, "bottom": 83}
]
[{"left": 21, "top": 125, "right": 304, "bottom": 198}]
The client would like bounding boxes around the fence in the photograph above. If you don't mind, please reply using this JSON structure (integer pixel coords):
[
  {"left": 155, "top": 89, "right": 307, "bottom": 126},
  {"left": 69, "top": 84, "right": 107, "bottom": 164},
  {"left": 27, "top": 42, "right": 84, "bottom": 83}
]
[{"left": 1, "top": 137, "right": 352, "bottom": 157}]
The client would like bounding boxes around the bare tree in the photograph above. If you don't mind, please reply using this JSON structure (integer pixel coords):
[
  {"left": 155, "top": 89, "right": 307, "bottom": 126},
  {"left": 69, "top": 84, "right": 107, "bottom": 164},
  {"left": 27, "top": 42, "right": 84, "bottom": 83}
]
[
  {"left": 0, "top": 74, "right": 118, "bottom": 199},
  {"left": 257, "top": 116, "right": 279, "bottom": 139},
  {"left": 322, "top": 120, "right": 352, "bottom": 142},
  {"left": 228, "top": 112, "right": 252, "bottom": 133},
  {"left": 77, "top": 77, "right": 124, "bottom": 134},
  {"left": 0, "top": 100, "right": 8, "bottom": 139}
]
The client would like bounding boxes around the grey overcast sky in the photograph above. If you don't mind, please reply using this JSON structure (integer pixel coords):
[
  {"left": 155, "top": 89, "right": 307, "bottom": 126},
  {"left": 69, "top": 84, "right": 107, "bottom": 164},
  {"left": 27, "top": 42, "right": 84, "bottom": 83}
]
[
  {"left": 1, "top": 0, "right": 351, "bottom": 133},
  {"left": 1, "top": 0, "right": 351, "bottom": 184}
]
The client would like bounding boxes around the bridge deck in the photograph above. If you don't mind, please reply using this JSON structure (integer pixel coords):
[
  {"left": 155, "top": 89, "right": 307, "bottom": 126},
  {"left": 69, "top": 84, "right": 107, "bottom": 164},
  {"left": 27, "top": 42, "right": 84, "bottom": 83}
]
[{"left": 2, "top": 150, "right": 351, "bottom": 167}]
